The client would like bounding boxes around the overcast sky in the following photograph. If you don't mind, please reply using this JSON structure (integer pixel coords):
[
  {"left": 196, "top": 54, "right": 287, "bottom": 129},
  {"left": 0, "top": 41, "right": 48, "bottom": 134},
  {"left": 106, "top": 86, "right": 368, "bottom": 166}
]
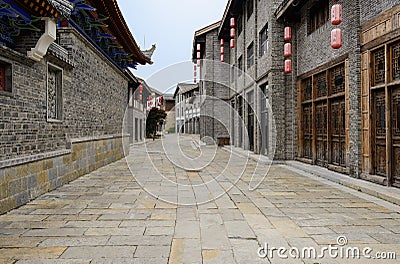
[{"left": 117, "top": 0, "right": 228, "bottom": 94}]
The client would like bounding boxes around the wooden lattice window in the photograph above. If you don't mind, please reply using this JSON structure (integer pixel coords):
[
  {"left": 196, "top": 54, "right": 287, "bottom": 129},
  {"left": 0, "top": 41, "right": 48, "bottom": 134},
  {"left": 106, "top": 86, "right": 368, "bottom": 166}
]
[
  {"left": 315, "top": 72, "right": 327, "bottom": 98},
  {"left": 0, "top": 65, "right": 5, "bottom": 91},
  {"left": 303, "top": 104, "right": 313, "bottom": 159},
  {"left": 302, "top": 78, "right": 312, "bottom": 101},
  {"left": 330, "top": 64, "right": 345, "bottom": 94},
  {"left": 316, "top": 104, "right": 327, "bottom": 135},
  {"left": 308, "top": 0, "right": 329, "bottom": 34},
  {"left": 376, "top": 93, "right": 386, "bottom": 137},
  {"left": 391, "top": 42, "right": 400, "bottom": 81},
  {"left": 0, "top": 62, "right": 12, "bottom": 92},
  {"left": 373, "top": 48, "right": 385, "bottom": 86},
  {"left": 393, "top": 91, "right": 400, "bottom": 138}
]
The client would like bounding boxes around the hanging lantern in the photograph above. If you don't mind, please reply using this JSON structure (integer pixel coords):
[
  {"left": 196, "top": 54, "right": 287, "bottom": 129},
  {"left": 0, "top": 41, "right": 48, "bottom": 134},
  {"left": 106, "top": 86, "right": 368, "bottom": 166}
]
[
  {"left": 194, "top": 77, "right": 196, "bottom": 83},
  {"left": 331, "top": 28, "right": 342, "bottom": 49},
  {"left": 230, "top": 39, "right": 235, "bottom": 48},
  {"left": 220, "top": 39, "right": 224, "bottom": 45},
  {"left": 197, "top": 51, "right": 201, "bottom": 59},
  {"left": 284, "top": 43, "right": 292, "bottom": 57},
  {"left": 197, "top": 44, "right": 201, "bottom": 51},
  {"left": 230, "top": 28, "right": 235, "bottom": 38},
  {"left": 284, "top": 27, "right": 292, "bottom": 41},
  {"left": 331, "top": 4, "right": 342, "bottom": 25},
  {"left": 197, "top": 60, "right": 200, "bottom": 67},
  {"left": 221, "top": 54, "right": 224, "bottom": 62},
  {"left": 194, "top": 65, "right": 197, "bottom": 71},
  {"left": 220, "top": 46, "right": 225, "bottom": 54},
  {"left": 139, "top": 85, "right": 143, "bottom": 93},
  {"left": 284, "top": 59, "right": 292, "bottom": 74},
  {"left": 230, "top": 17, "right": 235, "bottom": 27},
  {"left": 194, "top": 70, "right": 197, "bottom": 77}
]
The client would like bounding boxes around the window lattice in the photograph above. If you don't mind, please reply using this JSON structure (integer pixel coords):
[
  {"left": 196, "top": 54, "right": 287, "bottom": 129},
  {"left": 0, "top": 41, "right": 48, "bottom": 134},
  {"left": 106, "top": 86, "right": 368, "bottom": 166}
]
[
  {"left": 393, "top": 91, "right": 400, "bottom": 137},
  {"left": 316, "top": 104, "right": 327, "bottom": 135},
  {"left": 375, "top": 93, "right": 386, "bottom": 137},
  {"left": 302, "top": 78, "right": 312, "bottom": 101},
  {"left": 330, "top": 64, "right": 345, "bottom": 94},
  {"left": 315, "top": 72, "right": 327, "bottom": 98},
  {"left": 392, "top": 42, "right": 400, "bottom": 81},
  {"left": 373, "top": 48, "right": 385, "bottom": 85}
]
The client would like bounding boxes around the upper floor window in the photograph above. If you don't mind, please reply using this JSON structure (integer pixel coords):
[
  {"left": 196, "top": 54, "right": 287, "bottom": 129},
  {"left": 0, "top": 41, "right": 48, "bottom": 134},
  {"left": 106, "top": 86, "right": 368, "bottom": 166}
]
[
  {"left": 231, "top": 64, "right": 235, "bottom": 83},
  {"left": 259, "top": 24, "right": 268, "bottom": 57},
  {"left": 247, "top": 42, "right": 254, "bottom": 69},
  {"left": 238, "top": 56, "right": 243, "bottom": 76},
  {"left": 237, "top": 15, "right": 243, "bottom": 36},
  {"left": 0, "top": 61, "right": 12, "bottom": 93},
  {"left": 247, "top": 0, "right": 254, "bottom": 20},
  {"left": 308, "top": 0, "right": 329, "bottom": 34}
]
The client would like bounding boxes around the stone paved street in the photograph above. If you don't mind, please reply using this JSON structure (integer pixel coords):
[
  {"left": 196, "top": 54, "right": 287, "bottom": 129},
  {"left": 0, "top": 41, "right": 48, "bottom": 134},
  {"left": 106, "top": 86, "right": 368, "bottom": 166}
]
[{"left": 0, "top": 135, "right": 399, "bottom": 263}]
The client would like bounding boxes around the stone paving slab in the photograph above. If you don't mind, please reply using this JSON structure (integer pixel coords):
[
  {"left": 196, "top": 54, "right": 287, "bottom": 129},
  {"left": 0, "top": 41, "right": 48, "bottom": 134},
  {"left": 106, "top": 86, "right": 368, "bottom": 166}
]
[{"left": 0, "top": 135, "right": 399, "bottom": 263}]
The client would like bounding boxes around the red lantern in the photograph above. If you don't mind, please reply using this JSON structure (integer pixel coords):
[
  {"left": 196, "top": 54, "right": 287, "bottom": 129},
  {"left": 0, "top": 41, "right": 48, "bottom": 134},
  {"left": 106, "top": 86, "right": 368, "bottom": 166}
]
[
  {"left": 139, "top": 85, "right": 143, "bottom": 93},
  {"left": 284, "top": 43, "right": 292, "bottom": 58},
  {"left": 331, "top": 28, "right": 342, "bottom": 49},
  {"left": 230, "top": 39, "right": 235, "bottom": 48},
  {"left": 197, "top": 60, "right": 200, "bottom": 67},
  {"left": 221, "top": 55, "right": 224, "bottom": 62},
  {"left": 194, "top": 65, "right": 197, "bottom": 71},
  {"left": 197, "top": 51, "right": 201, "bottom": 59},
  {"left": 194, "top": 70, "right": 197, "bottom": 77},
  {"left": 194, "top": 77, "right": 196, "bottom": 83},
  {"left": 331, "top": 4, "right": 342, "bottom": 25},
  {"left": 230, "top": 17, "right": 235, "bottom": 27},
  {"left": 230, "top": 28, "right": 235, "bottom": 38},
  {"left": 220, "top": 39, "right": 224, "bottom": 45},
  {"left": 220, "top": 46, "right": 224, "bottom": 54},
  {"left": 284, "top": 27, "right": 292, "bottom": 41},
  {"left": 284, "top": 59, "right": 292, "bottom": 74},
  {"left": 197, "top": 44, "right": 201, "bottom": 51}
]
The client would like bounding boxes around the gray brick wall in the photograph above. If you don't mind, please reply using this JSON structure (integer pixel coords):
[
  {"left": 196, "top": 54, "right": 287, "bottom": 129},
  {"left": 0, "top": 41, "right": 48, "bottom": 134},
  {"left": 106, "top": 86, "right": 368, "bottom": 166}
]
[
  {"left": 360, "top": 0, "right": 400, "bottom": 24},
  {"left": 0, "top": 28, "right": 128, "bottom": 160},
  {"left": 199, "top": 27, "right": 230, "bottom": 143}
]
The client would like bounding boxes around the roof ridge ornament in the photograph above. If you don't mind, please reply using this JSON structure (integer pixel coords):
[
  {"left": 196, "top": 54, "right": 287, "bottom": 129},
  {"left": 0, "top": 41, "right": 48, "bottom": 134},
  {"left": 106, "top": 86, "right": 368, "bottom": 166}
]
[{"left": 142, "top": 44, "right": 156, "bottom": 59}]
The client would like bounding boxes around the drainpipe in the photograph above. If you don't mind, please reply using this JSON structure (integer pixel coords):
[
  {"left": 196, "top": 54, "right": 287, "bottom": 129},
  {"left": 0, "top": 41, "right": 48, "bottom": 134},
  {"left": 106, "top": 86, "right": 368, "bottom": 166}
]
[{"left": 27, "top": 18, "right": 57, "bottom": 62}]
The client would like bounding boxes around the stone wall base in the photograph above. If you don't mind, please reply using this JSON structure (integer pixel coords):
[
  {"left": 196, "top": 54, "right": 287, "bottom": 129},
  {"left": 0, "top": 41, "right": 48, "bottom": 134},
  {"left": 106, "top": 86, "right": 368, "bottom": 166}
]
[{"left": 0, "top": 135, "right": 129, "bottom": 214}]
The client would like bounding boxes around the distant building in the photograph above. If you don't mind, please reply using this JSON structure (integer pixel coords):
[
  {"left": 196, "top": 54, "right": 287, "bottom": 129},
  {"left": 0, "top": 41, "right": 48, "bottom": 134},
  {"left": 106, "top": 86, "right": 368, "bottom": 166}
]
[
  {"left": 163, "top": 94, "right": 176, "bottom": 133},
  {"left": 173, "top": 83, "right": 200, "bottom": 134},
  {"left": 193, "top": 21, "right": 231, "bottom": 145},
  {"left": 128, "top": 78, "right": 165, "bottom": 140}
]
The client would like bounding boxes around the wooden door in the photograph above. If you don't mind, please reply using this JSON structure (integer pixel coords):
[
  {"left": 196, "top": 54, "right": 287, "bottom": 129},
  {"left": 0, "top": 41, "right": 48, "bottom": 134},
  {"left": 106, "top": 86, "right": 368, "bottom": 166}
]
[
  {"left": 331, "top": 99, "right": 346, "bottom": 166},
  {"left": 392, "top": 88, "right": 400, "bottom": 185},
  {"left": 303, "top": 104, "right": 313, "bottom": 159},
  {"left": 316, "top": 102, "right": 327, "bottom": 165},
  {"left": 373, "top": 90, "right": 387, "bottom": 176}
]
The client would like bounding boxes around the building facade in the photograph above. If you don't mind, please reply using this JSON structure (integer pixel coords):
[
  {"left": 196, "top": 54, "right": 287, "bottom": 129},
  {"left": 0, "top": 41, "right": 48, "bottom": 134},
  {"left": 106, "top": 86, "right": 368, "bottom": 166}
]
[
  {"left": 163, "top": 94, "right": 176, "bottom": 134},
  {"left": 173, "top": 83, "right": 200, "bottom": 134},
  {"left": 0, "top": 0, "right": 152, "bottom": 213},
  {"left": 193, "top": 0, "right": 400, "bottom": 188},
  {"left": 193, "top": 22, "right": 231, "bottom": 145}
]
